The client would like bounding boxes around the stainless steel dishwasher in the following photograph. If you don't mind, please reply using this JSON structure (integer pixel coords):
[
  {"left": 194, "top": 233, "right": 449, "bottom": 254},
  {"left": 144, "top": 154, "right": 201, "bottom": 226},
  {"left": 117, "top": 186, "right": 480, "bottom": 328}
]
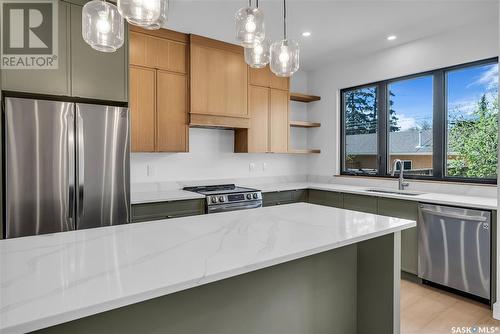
[{"left": 418, "top": 204, "right": 491, "bottom": 300}]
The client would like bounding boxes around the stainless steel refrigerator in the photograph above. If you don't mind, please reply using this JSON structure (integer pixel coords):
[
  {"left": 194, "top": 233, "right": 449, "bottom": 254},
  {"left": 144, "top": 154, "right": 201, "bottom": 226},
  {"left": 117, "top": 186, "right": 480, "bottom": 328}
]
[{"left": 4, "top": 97, "right": 130, "bottom": 238}]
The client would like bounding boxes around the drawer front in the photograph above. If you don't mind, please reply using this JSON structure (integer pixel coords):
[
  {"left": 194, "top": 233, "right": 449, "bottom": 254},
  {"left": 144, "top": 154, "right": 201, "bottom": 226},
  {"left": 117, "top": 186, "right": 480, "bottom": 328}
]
[
  {"left": 132, "top": 199, "right": 205, "bottom": 222},
  {"left": 262, "top": 191, "right": 294, "bottom": 206},
  {"left": 342, "top": 194, "right": 377, "bottom": 214},
  {"left": 292, "top": 189, "right": 308, "bottom": 203},
  {"left": 308, "top": 190, "right": 343, "bottom": 208},
  {"left": 377, "top": 198, "right": 418, "bottom": 220},
  {"left": 262, "top": 190, "right": 307, "bottom": 207}
]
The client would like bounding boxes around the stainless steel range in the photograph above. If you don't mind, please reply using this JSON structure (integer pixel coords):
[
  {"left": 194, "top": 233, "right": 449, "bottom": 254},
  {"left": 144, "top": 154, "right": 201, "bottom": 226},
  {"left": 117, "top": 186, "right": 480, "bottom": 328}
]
[{"left": 183, "top": 184, "right": 262, "bottom": 214}]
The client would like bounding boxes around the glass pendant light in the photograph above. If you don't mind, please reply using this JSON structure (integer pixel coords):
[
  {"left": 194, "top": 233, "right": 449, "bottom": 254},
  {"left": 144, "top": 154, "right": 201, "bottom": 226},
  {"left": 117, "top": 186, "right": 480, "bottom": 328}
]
[
  {"left": 244, "top": 38, "right": 270, "bottom": 68},
  {"left": 235, "top": 0, "right": 265, "bottom": 48},
  {"left": 118, "top": 0, "right": 166, "bottom": 28},
  {"left": 270, "top": 0, "right": 299, "bottom": 77},
  {"left": 82, "top": 0, "right": 124, "bottom": 52},
  {"left": 141, "top": 0, "right": 168, "bottom": 30}
]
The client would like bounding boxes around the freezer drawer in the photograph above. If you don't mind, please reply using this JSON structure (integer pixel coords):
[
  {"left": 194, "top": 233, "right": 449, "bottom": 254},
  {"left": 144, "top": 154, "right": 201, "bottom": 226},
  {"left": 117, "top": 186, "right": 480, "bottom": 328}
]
[{"left": 418, "top": 204, "right": 491, "bottom": 299}]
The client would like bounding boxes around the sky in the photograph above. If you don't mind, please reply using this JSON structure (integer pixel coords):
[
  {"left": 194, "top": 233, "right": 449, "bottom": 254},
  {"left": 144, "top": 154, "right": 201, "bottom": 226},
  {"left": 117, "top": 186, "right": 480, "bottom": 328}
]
[{"left": 390, "top": 62, "right": 498, "bottom": 131}]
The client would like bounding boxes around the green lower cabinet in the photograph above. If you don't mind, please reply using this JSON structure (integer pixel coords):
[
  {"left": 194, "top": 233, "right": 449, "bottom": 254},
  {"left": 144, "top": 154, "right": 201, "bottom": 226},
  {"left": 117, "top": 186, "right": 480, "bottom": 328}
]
[
  {"left": 377, "top": 198, "right": 419, "bottom": 275},
  {"left": 342, "top": 193, "right": 378, "bottom": 214},
  {"left": 308, "top": 189, "right": 343, "bottom": 208},
  {"left": 132, "top": 199, "right": 205, "bottom": 222},
  {"left": 262, "top": 190, "right": 308, "bottom": 207}
]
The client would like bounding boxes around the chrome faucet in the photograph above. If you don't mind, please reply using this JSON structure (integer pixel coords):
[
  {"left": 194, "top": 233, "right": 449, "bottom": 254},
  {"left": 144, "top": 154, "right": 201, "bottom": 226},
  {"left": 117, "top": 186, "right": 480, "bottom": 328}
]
[{"left": 391, "top": 159, "right": 409, "bottom": 190}]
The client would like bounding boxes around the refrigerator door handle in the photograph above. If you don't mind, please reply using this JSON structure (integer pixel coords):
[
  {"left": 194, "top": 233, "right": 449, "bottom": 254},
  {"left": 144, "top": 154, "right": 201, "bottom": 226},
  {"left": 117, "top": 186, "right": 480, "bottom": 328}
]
[
  {"left": 77, "top": 110, "right": 85, "bottom": 218},
  {"left": 67, "top": 112, "right": 75, "bottom": 222}
]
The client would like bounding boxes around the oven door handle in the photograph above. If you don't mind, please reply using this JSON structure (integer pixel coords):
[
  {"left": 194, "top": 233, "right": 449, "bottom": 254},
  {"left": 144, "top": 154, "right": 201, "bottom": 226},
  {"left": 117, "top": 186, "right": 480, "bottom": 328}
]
[{"left": 208, "top": 201, "right": 262, "bottom": 214}]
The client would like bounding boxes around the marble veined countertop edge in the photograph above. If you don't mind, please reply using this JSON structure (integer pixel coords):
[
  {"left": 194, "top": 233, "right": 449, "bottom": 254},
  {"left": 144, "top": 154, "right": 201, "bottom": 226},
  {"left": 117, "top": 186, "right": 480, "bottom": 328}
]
[{"left": 0, "top": 203, "right": 414, "bottom": 334}]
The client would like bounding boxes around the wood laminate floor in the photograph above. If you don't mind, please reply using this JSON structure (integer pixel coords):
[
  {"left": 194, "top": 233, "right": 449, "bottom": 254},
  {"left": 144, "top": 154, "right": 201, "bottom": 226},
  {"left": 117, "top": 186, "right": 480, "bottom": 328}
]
[{"left": 401, "top": 279, "right": 500, "bottom": 334}]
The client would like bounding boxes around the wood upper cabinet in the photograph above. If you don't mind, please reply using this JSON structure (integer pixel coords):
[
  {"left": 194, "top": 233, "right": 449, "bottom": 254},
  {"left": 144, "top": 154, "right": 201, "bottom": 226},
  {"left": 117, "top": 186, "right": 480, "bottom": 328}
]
[
  {"left": 235, "top": 86, "right": 288, "bottom": 153},
  {"left": 129, "top": 27, "right": 189, "bottom": 152},
  {"left": 249, "top": 66, "right": 289, "bottom": 91},
  {"left": 156, "top": 71, "right": 188, "bottom": 152},
  {"left": 129, "top": 29, "right": 187, "bottom": 74},
  {"left": 269, "top": 89, "right": 289, "bottom": 152},
  {"left": 130, "top": 66, "right": 156, "bottom": 152},
  {"left": 190, "top": 35, "right": 249, "bottom": 128},
  {"left": 235, "top": 85, "right": 269, "bottom": 153}
]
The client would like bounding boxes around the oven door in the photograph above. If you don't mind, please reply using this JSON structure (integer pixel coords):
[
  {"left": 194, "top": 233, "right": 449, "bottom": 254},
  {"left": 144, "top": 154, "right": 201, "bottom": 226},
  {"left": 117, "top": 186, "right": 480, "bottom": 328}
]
[{"left": 207, "top": 201, "right": 262, "bottom": 214}]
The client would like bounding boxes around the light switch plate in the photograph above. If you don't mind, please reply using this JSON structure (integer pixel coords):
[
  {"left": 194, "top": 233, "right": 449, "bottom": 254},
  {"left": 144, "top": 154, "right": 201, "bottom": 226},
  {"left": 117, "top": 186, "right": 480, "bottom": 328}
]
[{"left": 249, "top": 162, "right": 256, "bottom": 172}]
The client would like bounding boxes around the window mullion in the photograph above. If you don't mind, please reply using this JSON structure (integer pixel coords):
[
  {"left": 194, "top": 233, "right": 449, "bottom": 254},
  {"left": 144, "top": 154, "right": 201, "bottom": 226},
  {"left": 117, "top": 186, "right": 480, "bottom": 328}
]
[
  {"left": 433, "top": 71, "right": 445, "bottom": 179},
  {"left": 377, "top": 83, "right": 388, "bottom": 175}
]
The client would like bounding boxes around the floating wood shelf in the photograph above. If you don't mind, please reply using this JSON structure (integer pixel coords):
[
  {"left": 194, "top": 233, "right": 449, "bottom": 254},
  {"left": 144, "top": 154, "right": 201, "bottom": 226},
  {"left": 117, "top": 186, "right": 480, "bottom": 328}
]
[
  {"left": 288, "top": 149, "right": 321, "bottom": 154},
  {"left": 290, "top": 92, "right": 321, "bottom": 103},
  {"left": 289, "top": 120, "right": 321, "bottom": 128}
]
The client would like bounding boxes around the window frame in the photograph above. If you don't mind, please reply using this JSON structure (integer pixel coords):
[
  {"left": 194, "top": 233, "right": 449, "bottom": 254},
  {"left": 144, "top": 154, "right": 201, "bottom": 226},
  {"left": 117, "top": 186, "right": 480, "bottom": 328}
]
[{"left": 340, "top": 57, "right": 498, "bottom": 184}]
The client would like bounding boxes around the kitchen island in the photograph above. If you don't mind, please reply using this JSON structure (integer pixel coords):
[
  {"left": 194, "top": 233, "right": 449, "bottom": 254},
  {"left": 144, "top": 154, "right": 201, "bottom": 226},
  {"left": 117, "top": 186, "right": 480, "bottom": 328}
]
[{"left": 0, "top": 203, "right": 415, "bottom": 334}]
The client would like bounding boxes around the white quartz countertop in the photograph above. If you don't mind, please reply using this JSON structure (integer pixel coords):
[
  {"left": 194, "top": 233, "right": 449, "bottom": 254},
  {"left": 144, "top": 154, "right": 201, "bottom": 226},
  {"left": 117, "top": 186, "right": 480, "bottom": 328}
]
[
  {"left": 0, "top": 203, "right": 414, "bottom": 334},
  {"left": 131, "top": 182, "right": 497, "bottom": 211},
  {"left": 243, "top": 182, "right": 498, "bottom": 211},
  {"left": 131, "top": 189, "right": 205, "bottom": 204}
]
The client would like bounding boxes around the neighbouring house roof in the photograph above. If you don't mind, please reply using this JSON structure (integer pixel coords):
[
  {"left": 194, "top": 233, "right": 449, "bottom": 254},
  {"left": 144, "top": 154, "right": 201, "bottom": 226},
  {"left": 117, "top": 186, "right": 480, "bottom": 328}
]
[{"left": 346, "top": 129, "right": 433, "bottom": 155}]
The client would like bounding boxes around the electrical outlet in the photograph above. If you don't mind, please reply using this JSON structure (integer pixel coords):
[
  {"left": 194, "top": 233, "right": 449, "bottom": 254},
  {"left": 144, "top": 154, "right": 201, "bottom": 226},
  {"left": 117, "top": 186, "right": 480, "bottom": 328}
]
[
  {"left": 262, "top": 162, "right": 268, "bottom": 171},
  {"left": 249, "top": 162, "right": 256, "bottom": 172},
  {"left": 147, "top": 164, "right": 155, "bottom": 177}
]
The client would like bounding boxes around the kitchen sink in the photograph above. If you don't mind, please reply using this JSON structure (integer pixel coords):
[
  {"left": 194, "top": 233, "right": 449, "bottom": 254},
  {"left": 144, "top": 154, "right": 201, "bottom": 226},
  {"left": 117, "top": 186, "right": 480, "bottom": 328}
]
[{"left": 365, "top": 189, "right": 424, "bottom": 196}]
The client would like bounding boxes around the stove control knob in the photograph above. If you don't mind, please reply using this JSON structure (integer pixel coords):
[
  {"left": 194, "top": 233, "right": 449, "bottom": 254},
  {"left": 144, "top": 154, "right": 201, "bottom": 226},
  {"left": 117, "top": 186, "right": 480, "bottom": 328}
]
[
  {"left": 219, "top": 196, "right": 225, "bottom": 202},
  {"left": 211, "top": 196, "right": 218, "bottom": 203},
  {"left": 246, "top": 193, "right": 252, "bottom": 200},
  {"left": 253, "top": 193, "right": 258, "bottom": 199}
]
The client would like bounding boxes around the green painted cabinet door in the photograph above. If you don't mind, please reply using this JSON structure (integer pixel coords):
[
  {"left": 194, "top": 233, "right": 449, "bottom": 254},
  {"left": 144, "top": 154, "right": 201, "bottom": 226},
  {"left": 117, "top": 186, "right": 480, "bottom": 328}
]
[
  {"left": 1, "top": 1, "right": 70, "bottom": 95},
  {"left": 308, "top": 190, "right": 343, "bottom": 208},
  {"left": 132, "top": 199, "right": 205, "bottom": 222},
  {"left": 70, "top": 4, "right": 128, "bottom": 101},
  {"left": 342, "top": 193, "right": 378, "bottom": 214},
  {"left": 262, "top": 190, "right": 308, "bottom": 207},
  {"left": 378, "top": 198, "right": 418, "bottom": 275}
]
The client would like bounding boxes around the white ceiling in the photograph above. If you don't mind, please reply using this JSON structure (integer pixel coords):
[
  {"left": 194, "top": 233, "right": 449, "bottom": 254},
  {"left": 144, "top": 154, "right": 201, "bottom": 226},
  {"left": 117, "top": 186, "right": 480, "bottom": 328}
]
[{"left": 164, "top": 0, "right": 499, "bottom": 71}]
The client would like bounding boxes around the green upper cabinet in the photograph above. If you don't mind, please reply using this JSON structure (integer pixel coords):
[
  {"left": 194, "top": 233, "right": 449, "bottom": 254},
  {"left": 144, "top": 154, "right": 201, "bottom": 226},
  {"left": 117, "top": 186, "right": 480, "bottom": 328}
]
[
  {"left": 70, "top": 4, "right": 128, "bottom": 101},
  {"left": 1, "top": 1, "right": 71, "bottom": 95},
  {"left": 1, "top": 1, "right": 127, "bottom": 102}
]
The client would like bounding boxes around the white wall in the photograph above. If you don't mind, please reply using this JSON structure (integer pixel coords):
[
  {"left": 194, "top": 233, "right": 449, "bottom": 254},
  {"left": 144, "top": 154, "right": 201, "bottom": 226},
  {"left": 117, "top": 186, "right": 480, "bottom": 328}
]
[
  {"left": 130, "top": 70, "right": 310, "bottom": 183},
  {"left": 307, "top": 19, "right": 499, "bottom": 177}
]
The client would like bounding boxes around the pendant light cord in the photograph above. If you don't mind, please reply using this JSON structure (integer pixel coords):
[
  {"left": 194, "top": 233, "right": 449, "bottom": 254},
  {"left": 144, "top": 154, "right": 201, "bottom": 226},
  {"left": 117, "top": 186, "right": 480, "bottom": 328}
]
[{"left": 283, "top": 0, "right": 287, "bottom": 40}]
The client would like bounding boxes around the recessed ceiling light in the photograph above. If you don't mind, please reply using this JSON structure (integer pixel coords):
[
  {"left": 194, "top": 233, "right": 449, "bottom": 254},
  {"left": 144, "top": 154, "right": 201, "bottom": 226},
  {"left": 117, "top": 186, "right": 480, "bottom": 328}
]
[
  {"left": 302, "top": 31, "right": 311, "bottom": 37},
  {"left": 387, "top": 35, "right": 397, "bottom": 41}
]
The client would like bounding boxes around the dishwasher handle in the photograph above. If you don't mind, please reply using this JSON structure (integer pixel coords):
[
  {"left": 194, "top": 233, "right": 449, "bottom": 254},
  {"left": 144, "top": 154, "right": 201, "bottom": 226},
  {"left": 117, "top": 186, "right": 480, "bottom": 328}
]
[{"left": 419, "top": 206, "right": 488, "bottom": 222}]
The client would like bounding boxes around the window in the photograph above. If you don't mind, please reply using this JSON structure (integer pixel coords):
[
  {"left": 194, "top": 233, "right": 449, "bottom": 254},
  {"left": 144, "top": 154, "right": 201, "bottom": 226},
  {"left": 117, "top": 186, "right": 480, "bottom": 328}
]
[
  {"left": 446, "top": 63, "right": 499, "bottom": 179},
  {"left": 343, "top": 86, "right": 378, "bottom": 175},
  {"left": 340, "top": 58, "right": 498, "bottom": 183},
  {"left": 388, "top": 76, "right": 433, "bottom": 176}
]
